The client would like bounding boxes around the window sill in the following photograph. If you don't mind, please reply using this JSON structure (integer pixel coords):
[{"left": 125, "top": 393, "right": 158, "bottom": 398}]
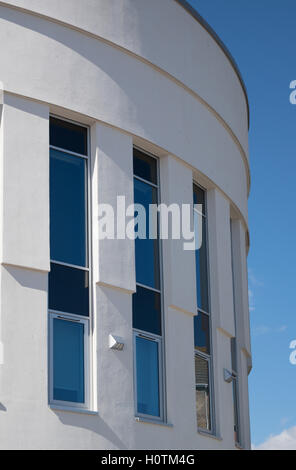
[
  {"left": 135, "top": 417, "right": 173, "bottom": 428},
  {"left": 197, "top": 429, "right": 222, "bottom": 441},
  {"left": 49, "top": 405, "right": 98, "bottom": 416}
]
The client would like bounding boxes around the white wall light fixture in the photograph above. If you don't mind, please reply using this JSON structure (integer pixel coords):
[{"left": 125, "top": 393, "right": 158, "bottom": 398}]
[
  {"left": 224, "top": 368, "right": 234, "bottom": 383},
  {"left": 109, "top": 334, "right": 125, "bottom": 351}
]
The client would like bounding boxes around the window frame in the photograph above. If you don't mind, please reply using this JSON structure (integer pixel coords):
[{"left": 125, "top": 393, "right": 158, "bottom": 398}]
[
  {"left": 193, "top": 183, "right": 215, "bottom": 435},
  {"left": 48, "top": 312, "right": 90, "bottom": 410},
  {"left": 231, "top": 367, "right": 240, "bottom": 444},
  {"left": 48, "top": 115, "right": 93, "bottom": 411},
  {"left": 195, "top": 352, "right": 212, "bottom": 432},
  {"left": 133, "top": 330, "right": 164, "bottom": 422},
  {"left": 133, "top": 147, "right": 166, "bottom": 423}
]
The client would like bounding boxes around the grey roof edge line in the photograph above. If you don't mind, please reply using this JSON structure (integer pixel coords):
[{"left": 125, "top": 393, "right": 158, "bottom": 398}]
[{"left": 175, "top": 0, "right": 250, "bottom": 129}]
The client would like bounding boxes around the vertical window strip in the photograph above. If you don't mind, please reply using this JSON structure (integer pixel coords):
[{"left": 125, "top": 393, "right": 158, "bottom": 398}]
[
  {"left": 231, "top": 338, "right": 240, "bottom": 444},
  {"left": 230, "top": 220, "right": 241, "bottom": 444},
  {"left": 48, "top": 116, "right": 91, "bottom": 409},
  {"left": 133, "top": 148, "right": 164, "bottom": 421},
  {"left": 193, "top": 183, "right": 213, "bottom": 433}
]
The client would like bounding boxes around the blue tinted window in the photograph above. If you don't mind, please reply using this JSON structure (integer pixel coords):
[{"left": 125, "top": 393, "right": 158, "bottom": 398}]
[
  {"left": 133, "top": 149, "right": 157, "bottom": 184},
  {"left": 50, "top": 149, "right": 87, "bottom": 267},
  {"left": 193, "top": 184, "right": 205, "bottom": 215},
  {"left": 134, "top": 178, "right": 160, "bottom": 290},
  {"left": 53, "top": 318, "right": 85, "bottom": 403},
  {"left": 133, "top": 286, "right": 161, "bottom": 335},
  {"left": 50, "top": 117, "right": 87, "bottom": 155},
  {"left": 49, "top": 263, "right": 89, "bottom": 316},
  {"left": 136, "top": 336, "right": 160, "bottom": 417},
  {"left": 195, "top": 210, "right": 209, "bottom": 312},
  {"left": 194, "top": 312, "right": 210, "bottom": 355}
]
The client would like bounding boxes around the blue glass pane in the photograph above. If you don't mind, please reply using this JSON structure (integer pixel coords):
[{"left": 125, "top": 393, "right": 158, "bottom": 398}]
[
  {"left": 50, "top": 148, "right": 87, "bottom": 267},
  {"left": 134, "top": 178, "right": 160, "bottom": 290},
  {"left": 194, "top": 312, "right": 210, "bottom": 354},
  {"left": 53, "top": 318, "right": 85, "bottom": 403},
  {"left": 50, "top": 117, "right": 87, "bottom": 155},
  {"left": 195, "top": 210, "right": 209, "bottom": 312},
  {"left": 193, "top": 184, "right": 205, "bottom": 215},
  {"left": 136, "top": 336, "right": 160, "bottom": 417},
  {"left": 133, "top": 285, "right": 161, "bottom": 335},
  {"left": 133, "top": 149, "right": 157, "bottom": 184},
  {"left": 49, "top": 263, "right": 89, "bottom": 317}
]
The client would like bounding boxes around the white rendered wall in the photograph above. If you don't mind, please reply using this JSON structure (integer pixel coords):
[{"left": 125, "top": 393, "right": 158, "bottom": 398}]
[
  {"left": 160, "top": 155, "right": 197, "bottom": 317},
  {"left": 0, "top": 92, "right": 50, "bottom": 271},
  {"left": 0, "top": 0, "right": 251, "bottom": 450},
  {"left": 0, "top": 4, "right": 249, "bottom": 223},
  {"left": 91, "top": 122, "right": 135, "bottom": 293},
  {"left": 0, "top": 0, "right": 249, "bottom": 158}
]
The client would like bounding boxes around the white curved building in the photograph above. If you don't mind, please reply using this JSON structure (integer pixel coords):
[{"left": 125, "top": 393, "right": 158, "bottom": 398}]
[{"left": 0, "top": 0, "right": 252, "bottom": 450}]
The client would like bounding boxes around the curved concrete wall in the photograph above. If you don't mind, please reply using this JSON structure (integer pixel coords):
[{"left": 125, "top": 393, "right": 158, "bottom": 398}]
[
  {"left": 0, "top": 0, "right": 249, "bottom": 156},
  {"left": 0, "top": 0, "right": 249, "bottom": 223},
  {"left": 0, "top": 0, "right": 251, "bottom": 450}
]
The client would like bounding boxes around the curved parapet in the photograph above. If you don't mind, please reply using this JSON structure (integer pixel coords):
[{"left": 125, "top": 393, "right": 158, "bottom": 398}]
[
  {"left": 0, "top": 0, "right": 250, "bottom": 223},
  {"left": 0, "top": 0, "right": 251, "bottom": 450}
]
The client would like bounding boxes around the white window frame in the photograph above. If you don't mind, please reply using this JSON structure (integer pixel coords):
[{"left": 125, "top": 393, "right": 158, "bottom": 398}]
[
  {"left": 133, "top": 330, "right": 164, "bottom": 422},
  {"left": 195, "top": 349, "right": 213, "bottom": 433},
  {"left": 48, "top": 115, "right": 93, "bottom": 411},
  {"left": 48, "top": 312, "right": 90, "bottom": 410}
]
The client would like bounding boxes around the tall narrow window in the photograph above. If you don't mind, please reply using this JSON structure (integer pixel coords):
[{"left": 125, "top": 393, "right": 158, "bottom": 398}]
[
  {"left": 230, "top": 220, "right": 241, "bottom": 444},
  {"left": 133, "top": 148, "right": 164, "bottom": 420},
  {"left": 231, "top": 338, "right": 240, "bottom": 444},
  {"left": 193, "top": 184, "right": 213, "bottom": 431},
  {"left": 48, "top": 117, "right": 90, "bottom": 409}
]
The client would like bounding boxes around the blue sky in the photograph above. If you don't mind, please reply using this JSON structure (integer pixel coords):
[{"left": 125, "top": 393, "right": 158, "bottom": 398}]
[{"left": 188, "top": 0, "right": 296, "bottom": 448}]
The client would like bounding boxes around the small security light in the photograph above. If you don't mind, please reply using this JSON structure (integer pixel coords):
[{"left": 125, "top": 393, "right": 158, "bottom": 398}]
[
  {"left": 109, "top": 334, "right": 124, "bottom": 351},
  {"left": 224, "top": 368, "right": 234, "bottom": 383}
]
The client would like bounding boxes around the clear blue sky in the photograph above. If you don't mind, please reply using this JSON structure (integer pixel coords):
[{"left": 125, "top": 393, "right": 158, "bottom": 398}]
[{"left": 188, "top": 0, "right": 296, "bottom": 447}]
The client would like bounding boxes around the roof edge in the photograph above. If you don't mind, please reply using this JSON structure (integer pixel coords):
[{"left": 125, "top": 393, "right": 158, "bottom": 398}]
[{"left": 175, "top": 0, "right": 250, "bottom": 129}]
